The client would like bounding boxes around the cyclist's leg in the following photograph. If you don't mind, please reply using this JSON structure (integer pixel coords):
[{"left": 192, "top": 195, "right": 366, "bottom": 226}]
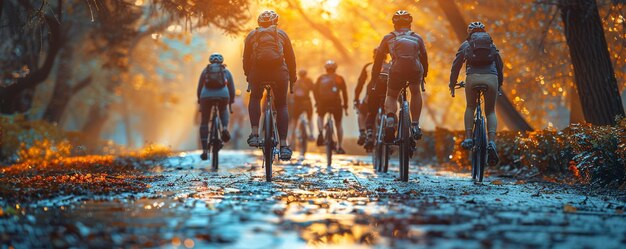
[
  {"left": 248, "top": 82, "right": 263, "bottom": 137},
  {"left": 305, "top": 101, "right": 315, "bottom": 138},
  {"left": 316, "top": 107, "right": 326, "bottom": 146},
  {"left": 481, "top": 74, "right": 499, "bottom": 142},
  {"left": 464, "top": 74, "right": 480, "bottom": 142},
  {"left": 384, "top": 74, "right": 403, "bottom": 115},
  {"left": 333, "top": 107, "right": 345, "bottom": 153},
  {"left": 199, "top": 99, "right": 211, "bottom": 159},
  {"left": 272, "top": 78, "right": 289, "bottom": 147},
  {"left": 218, "top": 99, "right": 231, "bottom": 142}
]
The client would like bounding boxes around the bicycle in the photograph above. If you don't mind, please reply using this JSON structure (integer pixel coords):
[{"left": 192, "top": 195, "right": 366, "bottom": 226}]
[
  {"left": 385, "top": 80, "right": 425, "bottom": 182},
  {"left": 372, "top": 103, "right": 390, "bottom": 173},
  {"left": 254, "top": 82, "right": 281, "bottom": 182},
  {"left": 205, "top": 98, "right": 229, "bottom": 170},
  {"left": 452, "top": 81, "right": 488, "bottom": 182}
]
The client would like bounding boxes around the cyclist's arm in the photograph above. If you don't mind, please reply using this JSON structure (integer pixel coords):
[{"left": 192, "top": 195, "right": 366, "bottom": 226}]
[
  {"left": 416, "top": 34, "right": 428, "bottom": 78},
  {"left": 339, "top": 76, "right": 349, "bottom": 109},
  {"left": 281, "top": 31, "right": 297, "bottom": 83},
  {"left": 312, "top": 77, "right": 321, "bottom": 106},
  {"left": 242, "top": 31, "right": 254, "bottom": 80},
  {"left": 354, "top": 63, "right": 372, "bottom": 101},
  {"left": 197, "top": 69, "right": 205, "bottom": 101},
  {"left": 371, "top": 35, "right": 391, "bottom": 82},
  {"left": 225, "top": 69, "right": 236, "bottom": 103},
  {"left": 450, "top": 42, "right": 468, "bottom": 87},
  {"left": 495, "top": 52, "right": 504, "bottom": 87}
]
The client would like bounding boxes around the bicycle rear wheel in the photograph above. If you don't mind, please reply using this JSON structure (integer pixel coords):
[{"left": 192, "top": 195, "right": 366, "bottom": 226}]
[
  {"left": 325, "top": 118, "right": 334, "bottom": 167},
  {"left": 383, "top": 145, "right": 390, "bottom": 173},
  {"left": 264, "top": 107, "right": 273, "bottom": 182},
  {"left": 477, "top": 118, "right": 487, "bottom": 182},
  {"left": 211, "top": 117, "right": 220, "bottom": 170},
  {"left": 399, "top": 104, "right": 410, "bottom": 182}
]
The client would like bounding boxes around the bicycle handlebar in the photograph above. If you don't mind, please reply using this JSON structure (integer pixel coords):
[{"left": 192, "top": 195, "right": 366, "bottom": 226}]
[{"left": 450, "top": 81, "right": 503, "bottom": 97}]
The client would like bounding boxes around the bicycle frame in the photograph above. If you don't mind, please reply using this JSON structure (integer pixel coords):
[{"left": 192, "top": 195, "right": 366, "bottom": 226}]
[
  {"left": 259, "top": 84, "right": 280, "bottom": 182},
  {"left": 323, "top": 112, "right": 335, "bottom": 167}
]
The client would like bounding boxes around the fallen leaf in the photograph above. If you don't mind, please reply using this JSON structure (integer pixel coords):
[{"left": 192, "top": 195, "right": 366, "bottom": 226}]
[
  {"left": 491, "top": 180, "right": 503, "bottom": 185},
  {"left": 514, "top": 180, "right": 526, "bottom": 185},
  {"left": 563, "top": 204, "right": 577, "bottom": 213}
]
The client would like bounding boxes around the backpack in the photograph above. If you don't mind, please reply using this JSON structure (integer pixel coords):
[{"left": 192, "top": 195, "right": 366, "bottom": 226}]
[
  {"left": 465, "top": 32, "right": 498, "bottom": 66},
  {"left": 251, "top": 25, "right": 285, "bottom": 69},
  {"left": 317, "top": 75, "right": 341, "bottom": 102},
  {"left": 388, "top": 31, "right": 421, "bottom": 73},
  {"left": 204, "top": 64, "right": 227, "bottom": 89}
]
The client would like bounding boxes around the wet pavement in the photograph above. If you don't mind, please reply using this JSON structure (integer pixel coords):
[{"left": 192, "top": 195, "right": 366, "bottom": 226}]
[{"left": 2, "top": 150, "right": 626, "bottom": 248}]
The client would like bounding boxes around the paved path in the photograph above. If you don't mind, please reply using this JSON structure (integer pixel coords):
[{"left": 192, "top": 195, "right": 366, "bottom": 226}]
[{"left": 2, "top": 150, "right": 626, "bottom": 248}]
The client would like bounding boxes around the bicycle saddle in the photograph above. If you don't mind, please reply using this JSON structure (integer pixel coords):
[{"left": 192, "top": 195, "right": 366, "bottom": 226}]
[{"left": 472, "top": 85, "right": 489, "bottom": 92}]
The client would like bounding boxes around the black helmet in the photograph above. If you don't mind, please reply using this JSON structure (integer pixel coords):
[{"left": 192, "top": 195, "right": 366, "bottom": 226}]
[
  {"left": 209, "top": 53, "right": 224, "bottom": 64},
  {"left": 467, "top": 21, "right": 486, "bottom": 33},
  {"left": 392, "top": 10, "right": 412, "bottom": 25},
  {"left": 258, "top": 10, "right": 279, "bottom": 26}
]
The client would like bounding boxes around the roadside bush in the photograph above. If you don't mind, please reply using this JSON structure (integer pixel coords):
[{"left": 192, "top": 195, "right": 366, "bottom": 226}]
[{"left": 416, "top": 118, "right": 626, "bottom": 188}]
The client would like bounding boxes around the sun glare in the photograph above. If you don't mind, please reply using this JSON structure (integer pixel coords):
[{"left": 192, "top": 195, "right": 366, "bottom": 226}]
[{"left": 300, "top": 0, "right": 342, "bottom": 20}]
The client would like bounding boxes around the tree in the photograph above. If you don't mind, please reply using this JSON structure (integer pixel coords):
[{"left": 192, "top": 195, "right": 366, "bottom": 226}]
[
  {"left": 558, "top": 0, "right": 625, "bottom": 125},
  {"left": 0, "top": 0, "right": 62, "bottom": 114}
]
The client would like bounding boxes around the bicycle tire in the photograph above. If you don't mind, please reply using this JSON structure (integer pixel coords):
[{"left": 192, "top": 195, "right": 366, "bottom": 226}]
[
  {"left": 211, "top": 116, "right": 220, "bottom": 170},
  {"left": 382, "top": 144, "right": 389, "bottom": 173},
  {"left": 325, "top": 118, "right": 334, "bottom": 167},
  {"left": 477, "top": 118, "right": 487, "bottom": 182},
  {"left": 264, "top": 106, "right": 273, "bottom": 182},
  {"left": 471, "top": 123, "right": 479, "bottom": 180},
  {"left": 399, "top": 103, "right": 410, "bottom": 182}
]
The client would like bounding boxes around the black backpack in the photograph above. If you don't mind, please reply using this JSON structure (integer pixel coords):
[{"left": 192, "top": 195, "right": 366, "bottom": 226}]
[
  {"left": 387, "top": 31, "right": 421, "bottom": 74},
  {"left": 317, "top": 74, "right": 341, "bottom": 102},
  {"left": 204, "top": 64, "right": 226, "bottom": 89},
  {"left": 465, "top": 32, "right": 498, "bottom": 66},
  {"left": 252, "top": 25, "right": 285, "bottom": 69}
]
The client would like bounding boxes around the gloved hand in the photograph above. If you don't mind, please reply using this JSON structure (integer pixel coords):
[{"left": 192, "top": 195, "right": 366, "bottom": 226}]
[{"left": 449, "top": 82, "right": 456, "bottom": 97}]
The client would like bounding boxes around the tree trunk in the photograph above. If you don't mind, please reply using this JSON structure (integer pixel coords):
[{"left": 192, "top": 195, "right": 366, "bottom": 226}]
[
  {"left": 437, "top": 0, "right": 533, "bottom": 131},
  {"left": 0, "top": 15, "right": 62, "bottom": 114},
  {"left": 559, "top": 0, "right": 625, "bottom": 125},
  {"left": 569, "top": 84, "right": 585, "bottom": 124},
  {"left": 43, "top": 45, "right": 73, "bottom": 123}
]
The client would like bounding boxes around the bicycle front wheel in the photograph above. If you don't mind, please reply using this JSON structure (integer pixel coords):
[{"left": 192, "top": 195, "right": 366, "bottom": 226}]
[{"left": 477, "top": 118, "right": 487, "bottom": 182}]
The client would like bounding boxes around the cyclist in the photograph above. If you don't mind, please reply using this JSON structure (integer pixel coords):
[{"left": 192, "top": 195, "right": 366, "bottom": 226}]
[
  {"left": 197, "top": 53, "right": 235, "bottom": 160},
  {"left": 359, "top": 49, "right": 391, "bottom": 149},
  {"left": 243, "top": 10, "right": 297, "bottom": 160},
  {"left": 354, "top": 48, "right": 390, "bottom": 146},
  {"left": 314, "top": 60, "right": 348, "bottom": 154},
  {"left": 371, "top": 10, "right": 428, "bottom": 143},
  {"left": 228, "top": 89, "right": 247, "bottom": 149},
  {"left": 288, "top": 69, "right": 315, "bottom": 144},
  {"left": 449, "top": 21, "right": 503, "bottom": 166}
]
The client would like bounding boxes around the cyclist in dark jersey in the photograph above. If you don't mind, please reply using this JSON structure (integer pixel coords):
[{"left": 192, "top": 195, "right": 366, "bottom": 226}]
[
  {"left": 314, "top": 60, "right": 348, "bottom": 154},
  {"left": 197, "top": 53, "right": 235, "bottom": 160},
  {"left": 243, "top": 10, "right": 297, "bottom": 160},
  {"left": 354, "top": 48, "right": 391, "bottom": 149},
  {"left": 288, "top": 69, "right": 315, "bottom": 144},
  {"left": 371, "top": 10, "right": 428, "bottom": 143}
]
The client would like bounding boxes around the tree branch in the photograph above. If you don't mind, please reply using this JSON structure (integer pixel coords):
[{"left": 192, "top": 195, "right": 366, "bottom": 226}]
[
  {"left": 71, "top": 75, "right": 93, "bottom": 95},
  {"left": 286, "top": 0, "right": 353, "bottom": 62}
]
